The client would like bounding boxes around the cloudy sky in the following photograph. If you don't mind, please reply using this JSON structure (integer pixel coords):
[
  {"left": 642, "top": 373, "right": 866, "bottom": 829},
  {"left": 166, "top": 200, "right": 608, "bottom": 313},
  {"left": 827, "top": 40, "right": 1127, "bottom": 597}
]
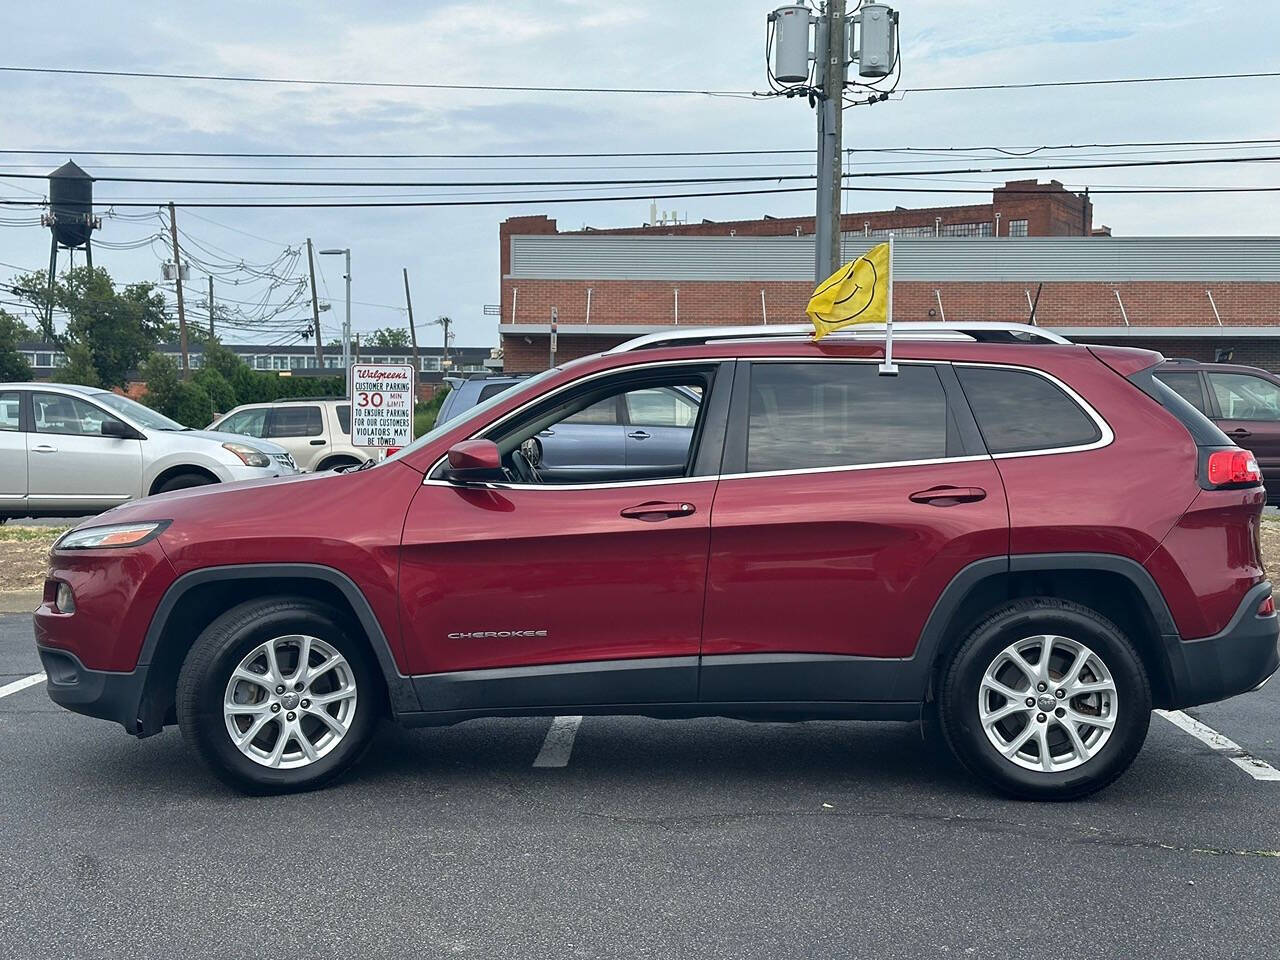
[{"left": 0, "top": 0, "right": 1277, "bottom": 348}]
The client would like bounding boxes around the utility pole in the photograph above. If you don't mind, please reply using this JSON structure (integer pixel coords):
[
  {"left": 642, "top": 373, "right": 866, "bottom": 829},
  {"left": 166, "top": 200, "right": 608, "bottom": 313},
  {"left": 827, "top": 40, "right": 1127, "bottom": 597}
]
[
  {"left": 436, "top": 315, "right": 452, "bottom": 372},
  {"left": 306, "top": 238, "right": 322, "bottom": 369},
  {"left": 167, "top": 201, "right": 190, "bottom": 379},
  {"left": 208, "top": 275, "right": 215, "bottom": 338},
  {"left": 353, "top": 332, "right": 361, "bottom": 365},
  {"left": 402, "top": 268, "right": 420, "bottom": 374},
  {"left": 815, "top": 0, "right": 845, "bottom": 282}
]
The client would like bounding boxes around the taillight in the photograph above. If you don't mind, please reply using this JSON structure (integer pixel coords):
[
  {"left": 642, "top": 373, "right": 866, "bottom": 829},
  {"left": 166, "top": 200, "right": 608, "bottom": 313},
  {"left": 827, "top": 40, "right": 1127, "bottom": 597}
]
[
  {"left": 385, "top": 447, "right": 401, "bottom": 457},
  {"left": 1206, "top": 448, "right": 1261, "bottom": 487},
  {"left": 1258, "top": 595, "right": 1276, "bottom": 617}
]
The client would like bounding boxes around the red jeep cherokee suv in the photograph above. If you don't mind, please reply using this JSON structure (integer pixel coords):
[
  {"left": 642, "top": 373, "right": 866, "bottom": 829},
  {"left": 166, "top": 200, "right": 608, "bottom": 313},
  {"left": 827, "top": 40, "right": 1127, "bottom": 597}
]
[{"left": 34, "top": 324, "right": 1280, "bottom": 799}]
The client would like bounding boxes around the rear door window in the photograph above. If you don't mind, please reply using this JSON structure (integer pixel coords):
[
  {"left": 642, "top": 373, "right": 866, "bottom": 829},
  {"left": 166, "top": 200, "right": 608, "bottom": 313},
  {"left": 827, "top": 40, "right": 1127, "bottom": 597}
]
[
  {"left": 745, "top": 362, "right": 949, "bottom": 473},
  {"left": 267, "top": 405, "right": 323, "bottom": 438},
  {"left": 1206, "top": 373, "right": 1280, "bottom": 421},
  {"left": 957, "top": 366, "right": 1102, "bottom": 455},
  {"left": 1154, "top": 372, "right": 1207, "bottom": 414}
]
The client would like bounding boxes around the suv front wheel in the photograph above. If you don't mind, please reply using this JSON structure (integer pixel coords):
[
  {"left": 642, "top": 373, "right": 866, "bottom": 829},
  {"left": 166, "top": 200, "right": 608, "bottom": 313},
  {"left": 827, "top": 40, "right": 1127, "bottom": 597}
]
[
  {"left": 176, "top": 597, "right": 381, "bottom": 793},
  {"left": 939, "top": 597, "right": 1151, "bottom": 801}
]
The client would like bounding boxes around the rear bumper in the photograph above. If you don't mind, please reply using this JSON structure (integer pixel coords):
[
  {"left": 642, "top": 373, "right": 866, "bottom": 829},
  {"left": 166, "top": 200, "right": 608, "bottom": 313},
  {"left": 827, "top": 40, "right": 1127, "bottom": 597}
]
[
  {"left": 1164, "top": 581, "right": 1280, "bottom": 709},
  {"left": 38, "top": 645, "right": 151, "bottom": 736}
]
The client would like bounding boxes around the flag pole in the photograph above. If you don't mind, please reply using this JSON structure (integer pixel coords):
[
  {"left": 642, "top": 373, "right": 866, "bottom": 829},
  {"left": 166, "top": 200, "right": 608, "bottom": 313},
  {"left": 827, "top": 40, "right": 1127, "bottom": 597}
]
[{"left": 879, "top": 234, "right": 898, "bottom": 375}]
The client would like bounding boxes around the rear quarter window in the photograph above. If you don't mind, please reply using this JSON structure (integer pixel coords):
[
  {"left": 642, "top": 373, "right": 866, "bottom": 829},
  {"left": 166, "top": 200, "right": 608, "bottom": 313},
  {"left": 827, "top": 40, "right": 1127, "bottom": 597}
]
[{"left": 957, "top": 366, "right": 1102, "bottom": 455}]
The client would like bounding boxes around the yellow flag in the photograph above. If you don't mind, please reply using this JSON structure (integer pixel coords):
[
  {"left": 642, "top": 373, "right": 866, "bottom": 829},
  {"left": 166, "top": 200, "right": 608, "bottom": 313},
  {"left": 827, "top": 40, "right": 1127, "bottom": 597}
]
[{"left": 806, "top": 242, "right": 891, "bottom": 341}]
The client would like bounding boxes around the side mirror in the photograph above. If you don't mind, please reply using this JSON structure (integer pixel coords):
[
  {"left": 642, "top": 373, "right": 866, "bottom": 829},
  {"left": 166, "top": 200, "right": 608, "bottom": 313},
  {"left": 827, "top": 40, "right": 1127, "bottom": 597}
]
[
  {"left": 444, "top": 439, "right": 504, "bottom": 483},
  {"left": 101, "top": 419, "right": 141, "bottom": 440}
]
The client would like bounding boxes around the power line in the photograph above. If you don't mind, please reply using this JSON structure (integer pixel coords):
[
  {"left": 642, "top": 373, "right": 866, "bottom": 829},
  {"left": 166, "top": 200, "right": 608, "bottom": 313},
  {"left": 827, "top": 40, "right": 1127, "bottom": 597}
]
[
  {"left": 902, "top": 70, "right": 1280, "bottom": 94},
  {"left": 5, "top": 63, "right": 1279, "bottom": 101},
  {"left": 0, "top": 64, "right": 757, "bottom": 98},
  {"left": 7, "top": 150, "right": 1280, "bottom": 190},
  {"left": 5, "top": 137, "right": 1280, "bottom": 161}
]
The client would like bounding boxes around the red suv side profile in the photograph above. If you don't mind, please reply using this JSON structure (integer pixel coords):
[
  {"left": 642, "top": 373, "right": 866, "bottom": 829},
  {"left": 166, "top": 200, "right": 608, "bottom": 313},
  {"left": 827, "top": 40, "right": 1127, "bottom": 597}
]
[{"left": 34, "top": 323, "right": 1280, "bottom": 799}]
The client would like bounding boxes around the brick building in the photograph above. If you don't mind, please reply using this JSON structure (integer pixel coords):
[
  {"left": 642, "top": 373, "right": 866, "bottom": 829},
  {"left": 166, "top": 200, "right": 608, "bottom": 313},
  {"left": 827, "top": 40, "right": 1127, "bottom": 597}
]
[{"left": 496, "top": 181, "right": 1280, "bottom": 373}]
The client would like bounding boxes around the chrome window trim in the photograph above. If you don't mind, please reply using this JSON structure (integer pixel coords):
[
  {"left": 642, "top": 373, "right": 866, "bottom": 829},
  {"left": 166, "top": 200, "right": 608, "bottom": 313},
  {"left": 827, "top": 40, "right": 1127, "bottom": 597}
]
[
  {"left": 421, "top": 356, "right": 1113, "bottom": 490},
  {"left": 953, "top": 361, "right": 1114, "bottom": 459}
]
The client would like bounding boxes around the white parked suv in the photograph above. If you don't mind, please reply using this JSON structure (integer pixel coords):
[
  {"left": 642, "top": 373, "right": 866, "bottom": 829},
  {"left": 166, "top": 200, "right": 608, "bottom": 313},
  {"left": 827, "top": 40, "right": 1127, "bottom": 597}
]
[
  {"left": 207, "top": 398, "right": 375, "bottom": 473},
  {"left": 0, "top": 382, "right": 298, "bottom": 520}
]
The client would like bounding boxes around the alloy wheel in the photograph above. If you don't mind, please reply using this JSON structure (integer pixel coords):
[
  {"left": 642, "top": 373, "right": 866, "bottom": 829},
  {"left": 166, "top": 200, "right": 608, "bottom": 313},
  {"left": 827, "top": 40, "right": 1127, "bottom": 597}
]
[
  {"left": 223, "top": 634, "right": 358, "bottom": 769},
  {"left": 977, "top": 634, "right": 1117, "bottom": 773}
]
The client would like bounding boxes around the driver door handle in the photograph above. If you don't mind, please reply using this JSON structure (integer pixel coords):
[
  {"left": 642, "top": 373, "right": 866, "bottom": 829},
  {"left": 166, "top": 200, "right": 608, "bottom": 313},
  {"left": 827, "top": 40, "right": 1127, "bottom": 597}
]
[
  {"left": 909, "top": 486, "right": 987, "bottom": 506},
  {"left": 627, "top": 430, "right": 651, "bottom": 441},
  {"left": 309, "top": 439, "right": 326, "bottom": 446},
  {"left": 32, "top": 444, "right": 57, "bottom": 453},
  {"left": 621, "top": 501, "right": 695, "bottom": 522},
  {"left": 1228, "top": 428, "right": 1252, "bottom": 439}
]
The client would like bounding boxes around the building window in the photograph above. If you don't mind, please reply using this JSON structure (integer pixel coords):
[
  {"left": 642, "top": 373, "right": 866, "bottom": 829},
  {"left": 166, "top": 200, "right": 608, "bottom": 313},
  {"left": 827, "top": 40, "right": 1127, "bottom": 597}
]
[
  {"left": 35, "top": 353, "right": 52, "bottom": 367},
  {"left": 420, "top": 357, "right": 441, "bottom": 372},
  {"left": 1008, "top": 219, "right": 1029, "bottom": 238},
  {"left": 254, "top": 356, "right": 270, "bottom": 370},
  {"left": 290, "top": 356, "right": 309, "bottom": 369},
  {"left": 864, "top": 225, "right": 935, "bottom": 239},
  {"left": 940, "top": 221, "right": 994, "bottom": 238},
  {"left": 324, "top": 356, "right": 341, "bottom": 369},
  {"left": 272, "top": 355, "right": 290, "bottom": 371}
]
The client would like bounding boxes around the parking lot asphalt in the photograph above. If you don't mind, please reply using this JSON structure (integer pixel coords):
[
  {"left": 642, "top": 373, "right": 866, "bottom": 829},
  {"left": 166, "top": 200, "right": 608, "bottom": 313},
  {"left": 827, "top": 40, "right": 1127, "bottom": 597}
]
[{"left": 1, "top": 613, "right": 1277, "bottom": 960}]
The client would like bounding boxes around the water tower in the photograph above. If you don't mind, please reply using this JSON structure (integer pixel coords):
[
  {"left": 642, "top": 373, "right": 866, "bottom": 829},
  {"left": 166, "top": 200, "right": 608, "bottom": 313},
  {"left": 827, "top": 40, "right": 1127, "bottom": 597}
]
[{"left": 40, "top": 161, "right": 101, "bottom": 328}]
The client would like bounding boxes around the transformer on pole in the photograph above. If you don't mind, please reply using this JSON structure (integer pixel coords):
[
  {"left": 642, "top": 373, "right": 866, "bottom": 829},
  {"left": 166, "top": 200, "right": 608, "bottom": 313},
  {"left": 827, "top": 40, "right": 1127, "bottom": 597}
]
[{"left": 766, "top": 2, "right": 901, "bottom": 283}]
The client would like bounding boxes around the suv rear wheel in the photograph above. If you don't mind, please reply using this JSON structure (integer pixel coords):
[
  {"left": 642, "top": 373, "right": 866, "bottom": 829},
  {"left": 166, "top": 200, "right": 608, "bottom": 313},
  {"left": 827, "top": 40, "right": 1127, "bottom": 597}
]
[
  {"left": 939, "top": 597, "right": 1151, "bottom": 801},
  {"left": 176, "top": 597, "right": 381, "bottom": 793}
]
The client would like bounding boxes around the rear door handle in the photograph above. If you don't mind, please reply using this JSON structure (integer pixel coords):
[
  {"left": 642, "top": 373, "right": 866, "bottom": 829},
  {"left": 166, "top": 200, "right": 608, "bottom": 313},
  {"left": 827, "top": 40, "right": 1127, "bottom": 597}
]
[
  {"left": 909, "top": 486, "right": 986, "bottom": 506},
  {"left": 32, "top": 444, "right": 57, "bottom": 454},
  {"left": 309, "top": 439, "right": 326, "bottom": 445},
  {"left": 627, "top": 430, "right": 651, "bottom": 441},
  {"left": 1228, "top": 428, "right": 1253, "bottom": 439},
  {"left": 538, "top": 429, "right": 555, "bottom": 437},
  {"left": 621, "top": 501, "right": 695, "bottom": 522}
]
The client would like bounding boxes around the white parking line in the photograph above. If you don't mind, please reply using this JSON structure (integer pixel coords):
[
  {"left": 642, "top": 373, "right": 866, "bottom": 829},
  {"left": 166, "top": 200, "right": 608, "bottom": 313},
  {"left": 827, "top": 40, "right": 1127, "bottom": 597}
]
[
  {"left": 533, "top": 715, "right": 582, "bottom": 768},
  {"left": 1157, "top": 709, "right": 1280, "bottom": 782},
  {"left": 0, "top": 673, "right": 46, "bottom": 700}
]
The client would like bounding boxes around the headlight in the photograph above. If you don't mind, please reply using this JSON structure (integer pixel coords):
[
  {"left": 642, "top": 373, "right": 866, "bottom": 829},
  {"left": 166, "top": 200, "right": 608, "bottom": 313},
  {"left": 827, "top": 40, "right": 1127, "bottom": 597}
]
[
  {"left": 54, "top": 521, "right": 169, "bottom": 551},
  {"left": 222, "top": 442, "right": 271, "bottom": 468}
]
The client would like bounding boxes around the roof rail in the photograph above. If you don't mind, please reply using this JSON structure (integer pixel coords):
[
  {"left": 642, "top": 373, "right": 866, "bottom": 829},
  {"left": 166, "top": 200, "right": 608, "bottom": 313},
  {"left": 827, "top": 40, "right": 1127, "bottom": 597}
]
[{"left": 608, "top": 322, "right": 1070, "bottom": 353}]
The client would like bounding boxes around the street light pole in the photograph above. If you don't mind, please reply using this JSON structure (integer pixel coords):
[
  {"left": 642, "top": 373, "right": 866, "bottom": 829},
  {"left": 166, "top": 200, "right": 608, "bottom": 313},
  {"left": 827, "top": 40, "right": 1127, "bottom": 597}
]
[{"left": 319, "top": 248, "right": 352, "bottom": 395}]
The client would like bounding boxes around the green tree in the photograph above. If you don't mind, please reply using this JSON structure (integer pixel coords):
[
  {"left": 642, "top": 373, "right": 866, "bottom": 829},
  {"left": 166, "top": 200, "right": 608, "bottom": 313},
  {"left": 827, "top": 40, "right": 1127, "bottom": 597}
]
[
  {"left": 138, "top": 353, "right": 180, "bottom": 413},
  {"left": 169, "top": 381, "right": 213, "bottom": 428},
  {"left": 12, "top": 266, "right": 174, "bottom": 388},
  {"left": 49, "top": 342, "right": 100, "bottom": 388},
  {"left": 0, "top": 309, "right": 33, "bottom": 381},
  {"left": 194, "top": 367, "right": 236, "bottom": 414},
  {"left": 365, "top": 327, "right": 410, "bottom": 348}
]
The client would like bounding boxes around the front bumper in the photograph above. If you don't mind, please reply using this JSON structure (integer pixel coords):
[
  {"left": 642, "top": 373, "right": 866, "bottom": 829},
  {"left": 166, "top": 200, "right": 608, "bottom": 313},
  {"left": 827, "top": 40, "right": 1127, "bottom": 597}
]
[
  {"left": 38, "top": 645, "right": 151, "bottom": 736},
  {"left": 1165, "top": 581, "right": 1280, "bottom": 709}
]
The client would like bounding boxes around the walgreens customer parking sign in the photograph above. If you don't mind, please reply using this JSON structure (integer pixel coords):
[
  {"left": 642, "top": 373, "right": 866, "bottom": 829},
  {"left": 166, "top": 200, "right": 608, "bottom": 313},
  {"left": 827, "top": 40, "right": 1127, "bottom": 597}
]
[{"left": 350, "top": 363, "right": 414, "bottom": 449}]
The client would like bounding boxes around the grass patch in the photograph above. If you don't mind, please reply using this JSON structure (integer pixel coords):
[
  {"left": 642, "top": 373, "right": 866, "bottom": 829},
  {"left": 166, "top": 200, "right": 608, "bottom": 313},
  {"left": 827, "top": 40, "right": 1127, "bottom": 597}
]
[{"left": 0, "top": 525, "right": 68, "bottom": 543}]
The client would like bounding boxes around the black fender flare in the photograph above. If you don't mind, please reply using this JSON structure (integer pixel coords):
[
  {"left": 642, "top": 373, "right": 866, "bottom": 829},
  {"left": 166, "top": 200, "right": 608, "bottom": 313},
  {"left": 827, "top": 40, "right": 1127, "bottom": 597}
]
[
  {"left": 140, "top": 563, "right": 420, "bottom": 715},
  {"left": 907, "top": 553, "right": 1182, "bottom": 702}
]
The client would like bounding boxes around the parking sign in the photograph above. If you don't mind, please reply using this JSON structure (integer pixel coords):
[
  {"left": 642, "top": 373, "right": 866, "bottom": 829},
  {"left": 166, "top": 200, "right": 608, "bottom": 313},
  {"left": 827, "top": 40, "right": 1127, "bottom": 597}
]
[{"left": 350, "top": 363, "right": 414, "bottom": 449}]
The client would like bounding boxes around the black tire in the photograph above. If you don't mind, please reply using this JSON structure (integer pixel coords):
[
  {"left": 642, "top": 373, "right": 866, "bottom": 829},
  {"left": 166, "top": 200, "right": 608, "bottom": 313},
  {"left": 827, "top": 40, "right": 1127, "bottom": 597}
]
[
  {"left": 938, "top": 597, "right": 1151, "bottom": 801},
  {"left": 176, "top": 597, "right": 382, "bottom": 794},
  {"left": 155, "top": 471, "right": 217, "bottom": 494}
]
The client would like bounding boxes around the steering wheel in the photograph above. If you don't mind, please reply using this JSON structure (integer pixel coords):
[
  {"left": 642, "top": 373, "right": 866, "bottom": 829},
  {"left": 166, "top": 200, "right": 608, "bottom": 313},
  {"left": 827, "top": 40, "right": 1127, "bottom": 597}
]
[{"left": 509, "top": 445, "right": 542, "bottom": 484}]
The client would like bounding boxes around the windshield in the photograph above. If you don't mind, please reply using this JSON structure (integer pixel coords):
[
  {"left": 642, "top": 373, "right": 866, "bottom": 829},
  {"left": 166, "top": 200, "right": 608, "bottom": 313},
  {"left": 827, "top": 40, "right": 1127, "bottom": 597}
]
[
  {"left": 383, "top": 367, "right": 562, "bottom": 467},
  {"left": 90, "top": 391, "right": 186, "bottom": 431}
]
